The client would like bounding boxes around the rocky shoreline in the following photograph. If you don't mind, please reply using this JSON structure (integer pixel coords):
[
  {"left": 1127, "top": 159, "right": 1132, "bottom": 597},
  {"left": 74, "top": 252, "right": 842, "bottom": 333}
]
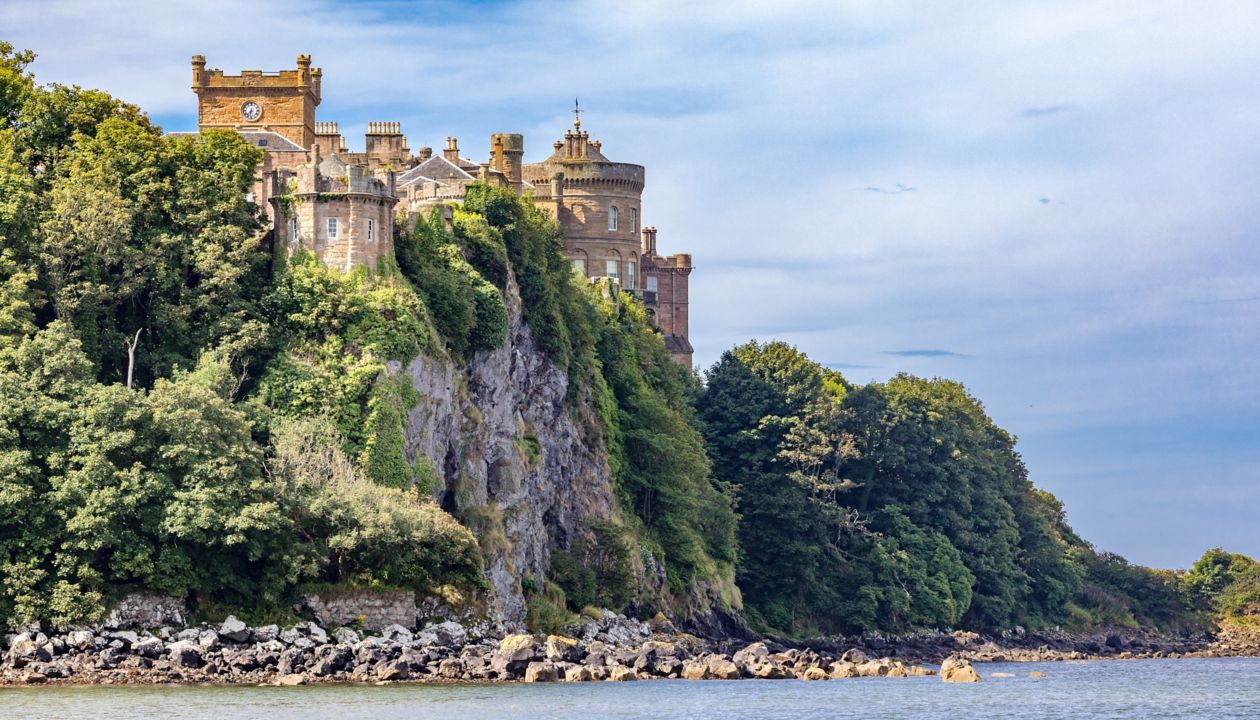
[{"left": 3, "top": 610, "right": 1256, "bottom": 687}]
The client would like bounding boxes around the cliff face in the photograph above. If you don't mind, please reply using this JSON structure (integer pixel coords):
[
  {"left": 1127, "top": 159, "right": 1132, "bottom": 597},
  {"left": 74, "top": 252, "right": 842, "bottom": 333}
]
[{"left": 397, "top": 278, "right": 616, "bottom": 628}]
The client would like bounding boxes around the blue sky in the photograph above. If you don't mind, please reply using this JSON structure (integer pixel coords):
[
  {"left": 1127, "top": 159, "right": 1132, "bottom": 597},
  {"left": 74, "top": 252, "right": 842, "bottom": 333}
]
[{"left": 3, "top": 0, "right": 1257, "bottom": 568}]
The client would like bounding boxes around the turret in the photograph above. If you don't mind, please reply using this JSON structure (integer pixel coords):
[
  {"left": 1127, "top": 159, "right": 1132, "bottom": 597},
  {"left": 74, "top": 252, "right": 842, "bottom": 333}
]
[{"left": 490, "top": 133, "right": 524, "bottom": 184}]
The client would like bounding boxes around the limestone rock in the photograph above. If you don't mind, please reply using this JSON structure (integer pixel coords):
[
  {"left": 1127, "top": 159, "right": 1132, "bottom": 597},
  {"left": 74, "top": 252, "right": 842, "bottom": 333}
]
[
  {"left": 705, "top": 655, "right": 742, "bottom": 680},
  {"left": 418, "top": 621, "right": 466, "bottom": 648},
  {"left": 857, "top": 658, "right": 894, "bottom": 677},
  {"left": 840, "top": 648, "right": 868, "bottom": 664},
  {"left": 252, "top": 625, "right": 280, "bottom": 643},
  {"left": 732, "top": 641, "right": 769, "bottom": 668},
  {"left": 563, "top": 665, "right": 594, "bottom": 682},
  {"left": 544, "top": 635, "right": 581, "bottom": 662},
  {"left": 681, "top": 661, "right": 710, "bottom": 680},
  {"left": 801, "top": 667, "right": 829, "bottom": 681},
  {"left": 940, "top": 656, "right": 981, "bottom": 683},
  {"left": 606, "top": 665, "right": 638, "bottom": 681},
  {"left": 276, "top": 673, "right": 307, "bottom": 686},
  {"left": 492, "top": 634, "right": 539, "bottom": 676},
  {"left": 524, "top": 661, "right": 559, "bottom": 682},
  {"left": 830, "top": 661, "right": 859, "bottom": 679},
  {"left": 333, "top": 627, "right": 361, "bottom": 645}
]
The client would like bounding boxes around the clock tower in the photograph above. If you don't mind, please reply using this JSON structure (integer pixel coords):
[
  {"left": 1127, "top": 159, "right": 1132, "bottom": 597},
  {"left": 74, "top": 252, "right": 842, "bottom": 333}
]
[{"left": 191, "top": 54, "right": 321, "bottom": 149}]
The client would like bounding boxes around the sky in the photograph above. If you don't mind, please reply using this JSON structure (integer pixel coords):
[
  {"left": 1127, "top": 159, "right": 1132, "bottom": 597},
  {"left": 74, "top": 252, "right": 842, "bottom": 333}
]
[{"left": 3, "top": 0, "right": 1257, "bottom": 569}]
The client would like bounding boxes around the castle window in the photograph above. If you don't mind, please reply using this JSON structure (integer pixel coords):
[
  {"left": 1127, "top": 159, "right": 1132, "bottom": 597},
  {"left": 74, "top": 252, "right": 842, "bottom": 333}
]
[
  {"left": 627, "top": 261, "right": 636, "bottom": 288},
  {"left": 608, "top": 205, "right": 618, "bottom": 231},
  {"left": 630, "top": 208, "right": 638, "bottom": 232},
  {"left": 646, "top": 275, "right": 658, "bottom": 292},
  {"left": 327, "top": 218, "right": 338, "bottom": 239},
  {"left": 367, "top": 218, "right": 375, "bottom": 244},
  {"left": 605, "top": 259, "right": 619, "bottom": 280},
  {"left": 571, "top": 258, "right": 586, "bottom": 274},
  {"left": 290, "top": 216, "right": 298, "bottom": 241}
]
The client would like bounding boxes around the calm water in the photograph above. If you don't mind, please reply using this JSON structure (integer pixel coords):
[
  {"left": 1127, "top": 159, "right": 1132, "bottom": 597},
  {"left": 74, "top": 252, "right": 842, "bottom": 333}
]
[{"left": 2, "top": 658, "right": 1257, "bottom": 719}]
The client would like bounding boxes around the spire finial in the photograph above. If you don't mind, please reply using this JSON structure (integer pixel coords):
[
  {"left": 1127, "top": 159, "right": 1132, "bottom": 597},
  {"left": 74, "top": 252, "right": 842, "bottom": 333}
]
[{"left": 574, "top": 97, "right": 582, "bottom": 130}]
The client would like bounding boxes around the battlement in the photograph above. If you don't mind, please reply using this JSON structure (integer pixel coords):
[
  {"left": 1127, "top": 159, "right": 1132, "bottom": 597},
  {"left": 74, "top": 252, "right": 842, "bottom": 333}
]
[
  {"left": 366, "top": 122, "right": 402, "bottom": 135},
  {"left": 316, "top": 121, "right": 340, "bottom": 135}
]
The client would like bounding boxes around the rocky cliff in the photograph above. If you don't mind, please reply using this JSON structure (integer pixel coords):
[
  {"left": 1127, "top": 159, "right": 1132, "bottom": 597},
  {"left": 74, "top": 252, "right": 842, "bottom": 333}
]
[{"left": 397, "top": 277, "right": 618, "bottom": 629}]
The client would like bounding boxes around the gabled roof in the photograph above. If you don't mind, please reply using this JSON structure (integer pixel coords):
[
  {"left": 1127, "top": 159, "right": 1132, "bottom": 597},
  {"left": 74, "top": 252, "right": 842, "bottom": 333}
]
[
  {"left": 237, "top": 131, "right": 305, "bottom": 152},
  {"left": 163, "top": 130, "right": 306, "bottom": 152},
  {"left": 396, "top": 164, "right": 436, "bottom": 186},
  {"left": 410, "top": 155, "right": 475, "bottom": 181}
]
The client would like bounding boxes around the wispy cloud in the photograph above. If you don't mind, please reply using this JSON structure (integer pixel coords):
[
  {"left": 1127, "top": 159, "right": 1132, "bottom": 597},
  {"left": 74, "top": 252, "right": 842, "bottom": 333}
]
[
  {"left": 1021, "top": 104, "right": 1073, "bottom": 118},
  {"left": 885, "top": 349, "right": 971, "bottom": 358},
  {"left": 863, "top": 183, "right": 916, "bottom": 194}
]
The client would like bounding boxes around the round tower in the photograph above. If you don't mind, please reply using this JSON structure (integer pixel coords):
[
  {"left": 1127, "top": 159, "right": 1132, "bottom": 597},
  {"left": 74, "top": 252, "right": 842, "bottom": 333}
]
[{"left": 522, "top": 112, "right": 644, "bottom": 289}]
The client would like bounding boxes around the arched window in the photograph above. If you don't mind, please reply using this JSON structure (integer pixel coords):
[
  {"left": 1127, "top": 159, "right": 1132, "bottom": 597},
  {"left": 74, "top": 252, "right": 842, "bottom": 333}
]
[
  {"left": 367, "top": 218, "right": 375, "bottom": 244},
  {"left": 605, "top": 259, "right": 619, "bottom": 280},
  {"left": 626, "top": 260, "right": 636, "bottom": 288},
  {"left": 608, "top": 205, "right": 619, "bottom": 231},
  {"left": 290, "top": 216, "right": 298, "bottom": 242},
  {"left": 630, "top": 207, "right": 638, "bottom": 232}
]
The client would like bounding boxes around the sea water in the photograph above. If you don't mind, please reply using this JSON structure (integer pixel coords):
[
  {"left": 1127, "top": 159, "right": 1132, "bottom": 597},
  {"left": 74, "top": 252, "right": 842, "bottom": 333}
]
[{"left": 2, "top": 657, "right": 1257, "bottom": 719}]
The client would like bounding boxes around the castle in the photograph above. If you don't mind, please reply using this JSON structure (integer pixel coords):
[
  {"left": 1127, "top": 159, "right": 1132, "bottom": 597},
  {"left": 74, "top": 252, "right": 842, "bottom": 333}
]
[{"left": 190, "top": 55, "right": 693, "bottom": 365}]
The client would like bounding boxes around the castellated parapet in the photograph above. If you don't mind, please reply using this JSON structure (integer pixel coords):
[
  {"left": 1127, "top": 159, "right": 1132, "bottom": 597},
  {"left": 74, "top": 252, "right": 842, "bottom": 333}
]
[{"left": 270, "top": 152, "right": 396, "bottom": 273}]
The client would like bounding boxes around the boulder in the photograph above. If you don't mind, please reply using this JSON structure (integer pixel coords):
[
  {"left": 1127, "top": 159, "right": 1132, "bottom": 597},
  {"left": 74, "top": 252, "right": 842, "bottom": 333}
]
[
  {"left": 417, "top": 621, "right": 466, "bottom": 648},
  {"left": 311, "top": 646, "right": 352, "bottom": 676},
  {"left": 606, "top": 665, "right": 638, "bottom": 681},
  {"left": 276, "top": 673, "right": 307, "bottom": 686},
  {"left": 66, "top": 630, "right": 95, "bottom": 650},
  {"left": 252, "top": 624, "right": 280, "bottom": 643},
  {"left": 1030, "top": 671, "right": 1047, "bottom": 679},
  {"left": 829, "top": 661, "right": 859, "bottom": 679},
  {"left": 940, "top": 656, "right": 981, "bottom": 683},
  {"left": 333, "top": 627, "right": 361, "bottom": 645},
  {"left": 908, "top": 665, "right": 936, "bottom": 677},
  {"left": 732, "top": 641, "right": 769, "bottom": 668},
  {"left": 133, "top": 636, "right": 164, "bottom": 659},
  {"left": 218, "top": 615, "right": 251, "bottom": 643},
  {"left": 544, "top": 635, "right": 581, "bottom": 662},
  {"left": 681, "top": 661, "right": 710, "bottom": 680},
  {"left": 7, "top": 636, "right": 52, "bottom": 667},
  {"left": 524, "top": 661, "right": 559, "bottom": 682},
  {"left": 302, "top": 623, "right": 329, "bottom": 645},
  {"left": 705, "top": 655, "right": 742, "bottom": 680},
  {"left": 801, "top": 667, "right": 829, "bottom": 681},
  {"left": 752, "top": 663, "right": 788, "bottom": 679},
  {"left": 376, "top": 659, "right": 410, "bottom": 681},
  {"left": 563, "top": 665, "right": 595, "bottom": 682},
  {"left": 840, "top": 648, "right": 868, "bottom": 664},
  {"left": 492, "top": 634, "right": 539, "bottom": 676},
  {"left": 168, "top": 641, "right": 205, "bottom": 669},
  {"left": 379, "top": 624, "right": 412, "bottom": 644},
  {"left": 438, "top": 658, "right": 466, "bottom": 679},
  {"left": 856, "top": 658, "right": 894, "bottom": 677},
  {"left": 197, "top": 630, "right": 221, "bottom": 651}
]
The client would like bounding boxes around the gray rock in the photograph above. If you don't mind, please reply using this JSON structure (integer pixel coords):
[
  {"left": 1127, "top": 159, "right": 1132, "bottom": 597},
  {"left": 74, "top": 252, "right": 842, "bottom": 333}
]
[
  {"left": 168, "top": 641, "right": 204, "bottom": 669},
  {"left": 175, "top": 628, "right": 200, "bottom": 642},
  {"left": 380, "top": 624, "right": 412, "bottom": 644},
  {"left": 840, "top": 648, "right": 868, "bottom": 664},
  {"left": 252, "top": 624, "right": 280, "bottom": 643},
  {"left": 279, "top": 627, "right": 303, "bottom": 645},
  {"left": 197, "top": 629, "right": 221, "bottom": 651},
  {"left": 302, "top": 623, "right": 329, "bottom": 645},
  {"left": 417, "top": 621, "right": 466, "bottom": 647},
  {"left": 218, "top": 615, "right": 251, "bottom": 643},
  {"left": 106, "top": 630, "right": 139, "bottom": 647},
  {"left": 134, "top": 636, "right": 164, "bottom": 659},
  {"left": 333, "top": 627, "right": 360, "bottom": 645},
  {"left": 7, "top": 637, "right": 52, "bottom": 667},
  {"left": 376, "top": 659, "right": 410, "bottom": 681},
  {"left": 524, "top": 661, "right": 559, "bottom": 682},
  {"left": 66, "top": 630, "right": 95, "bottom": 650},
  {"left": 732, "top": 641, "right": 769, "bottom": 668}
]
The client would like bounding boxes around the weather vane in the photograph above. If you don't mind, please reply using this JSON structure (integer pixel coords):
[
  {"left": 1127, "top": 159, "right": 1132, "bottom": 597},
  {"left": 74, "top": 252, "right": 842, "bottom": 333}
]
[{"left": 574, "top": 97, "right": 582, "bottom": 130}]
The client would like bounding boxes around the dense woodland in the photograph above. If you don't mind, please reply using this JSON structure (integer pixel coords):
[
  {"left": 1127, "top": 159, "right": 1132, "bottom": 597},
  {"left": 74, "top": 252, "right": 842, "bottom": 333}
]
[{"left": 0, "top": 43, "right": 1255, "bottom": 637}]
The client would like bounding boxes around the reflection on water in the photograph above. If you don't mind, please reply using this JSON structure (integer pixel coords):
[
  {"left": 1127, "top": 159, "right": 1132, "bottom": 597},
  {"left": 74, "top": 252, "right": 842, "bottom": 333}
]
[{"left": 1, "top": 657, "right": 1258, "bottom": 720}]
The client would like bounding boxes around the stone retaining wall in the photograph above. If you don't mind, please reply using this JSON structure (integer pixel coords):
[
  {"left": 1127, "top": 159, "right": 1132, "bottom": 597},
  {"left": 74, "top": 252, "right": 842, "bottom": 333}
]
[{"left": 302, "top": 590, "right": 416, "bottom": 631}]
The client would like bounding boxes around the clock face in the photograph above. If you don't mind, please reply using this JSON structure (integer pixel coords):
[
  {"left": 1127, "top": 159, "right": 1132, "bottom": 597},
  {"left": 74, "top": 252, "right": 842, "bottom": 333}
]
[{"left": 241, "top": 101, "right": 262, "bottom": 121}]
